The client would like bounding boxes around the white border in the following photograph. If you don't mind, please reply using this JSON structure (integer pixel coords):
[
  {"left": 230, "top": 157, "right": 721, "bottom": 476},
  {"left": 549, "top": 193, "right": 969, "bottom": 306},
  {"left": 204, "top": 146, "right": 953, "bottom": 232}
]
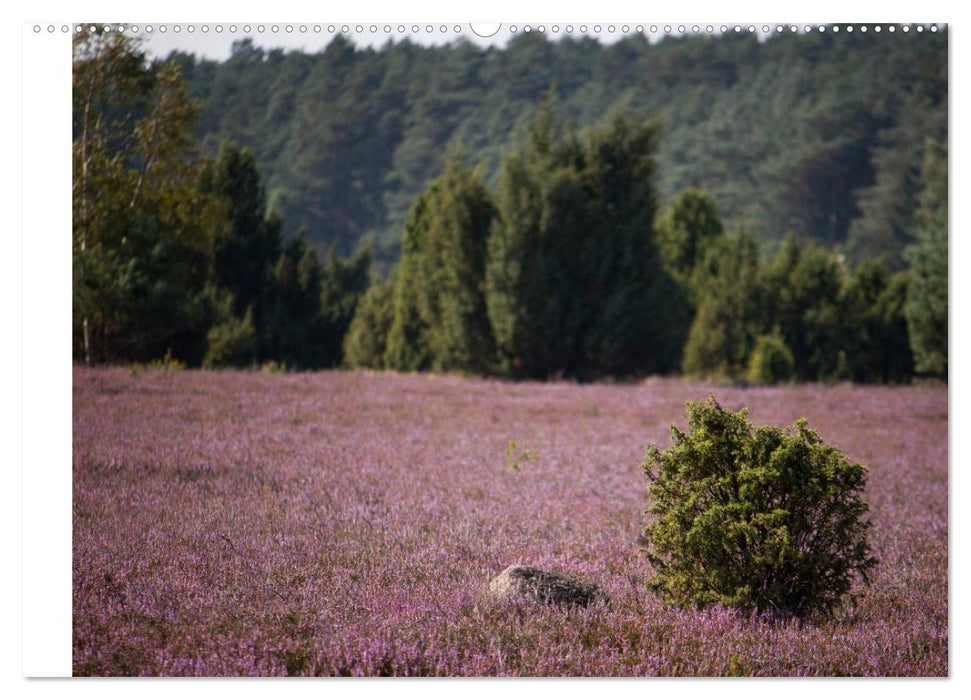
[{"left": 21, "top": 20, "right": 71, "bottom": 682}]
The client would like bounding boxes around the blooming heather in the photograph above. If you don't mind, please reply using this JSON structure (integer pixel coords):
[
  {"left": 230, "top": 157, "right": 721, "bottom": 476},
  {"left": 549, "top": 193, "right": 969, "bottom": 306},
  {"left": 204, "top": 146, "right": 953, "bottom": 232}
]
[{"left": 73, "top": 368, "right": 947, "bottom": 676}]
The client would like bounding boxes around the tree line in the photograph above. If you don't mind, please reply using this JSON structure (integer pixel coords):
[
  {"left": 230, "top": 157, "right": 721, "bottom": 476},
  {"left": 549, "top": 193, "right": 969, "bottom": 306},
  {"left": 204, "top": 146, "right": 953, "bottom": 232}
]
[
  {"left": 342, "top": 100, "right": 946, "bottom": 383},
  {"left": 171, "top": 29, "right": 947, "bottom": 274},
  {"left": 73, "top": 31, "right": 369, "bottom": 369},
  {"left": 73, "top": 30, "right": 946, "bottom": 382}
]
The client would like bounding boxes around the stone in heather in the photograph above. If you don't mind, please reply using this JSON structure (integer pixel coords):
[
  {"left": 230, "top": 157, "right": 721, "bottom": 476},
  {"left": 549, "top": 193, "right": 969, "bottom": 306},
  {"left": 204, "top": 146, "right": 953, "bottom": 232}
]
[{"left": 488, "top": 564, "right": 608, "bottom": 607}]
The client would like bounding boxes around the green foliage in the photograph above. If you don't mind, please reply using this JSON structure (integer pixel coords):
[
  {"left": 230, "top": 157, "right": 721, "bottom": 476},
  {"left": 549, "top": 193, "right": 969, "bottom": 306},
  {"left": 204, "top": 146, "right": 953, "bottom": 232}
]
[
  {"left": 504, "top": 440, "right": 538, "bottom": 471},
  {"left": 319, "top": 246, "right": 373, "bottom": 366},
  {"left": 641, "top": 396, "right": 878, "bottom": 618},
  {"left": 129, "top": 350, "right": 186, "bottom": 376},
  {"left": 74, "top": 33, "right": 941, "bottom": 382},
  {"left": 845, "top": 88, "right": 948, "bottom": 269},
  {"left": 486, "top": 103, "right": 688, "bottom": 379},
  {"left": 656, "top": 188, "right": 724, "bottom": 301},
  {"left": 198, "top": 141, "right": 281, "bottom": 325},
  {"left": 841, "top": 262, "right": 914, "bottom": 383},
  {"left": 343, "top": 279, "right": 395, "bottom": 369},
  {"left": 177, "top": 32, "right": 946, "bottom": 268},
  {"left": 759, "top": 237, "right": 847, "bottom": 381},
  {"left": 906, "top": 227, "right": 947, "bottom": 379},
  {"left": 683, "top": 231, "right": 918, "bottom": 385},
  {"left": 384, "top": 155, "right": 497, "bottom": 373},
  {"left": 203, "top": 293, "right": 257, "bottom": 368},
  {"left": 261, "top": 231, "right": 327, "bottom": 369},
  {"left": 73, "top": 31, "right": 226, "bottom": 365},
  {"left": 281, "top": 35, "right": 404, "bottom": 255},
  {"left": 383, "top": 197, "right": 436, "bottom": 372},
  {"left": 72, "top": 220, "right": 214, "bottom": 365},
  {"left": 146, "top": 351, "right": 186, "bottom": 372},
  {"left": 746, "top": 334, "right": 795, "bottom": 385},
  {"left": 681, "top": 232, "right": 762, "bottom": 379},
  {"left": 905, "top": 139, "right": 948, "bottom": 379},
  {"left": 72, "top": 33, "right": 374, "bottom": 370},
  {"left": 201, "top": 147, "right": 373, "bottom": 369}
]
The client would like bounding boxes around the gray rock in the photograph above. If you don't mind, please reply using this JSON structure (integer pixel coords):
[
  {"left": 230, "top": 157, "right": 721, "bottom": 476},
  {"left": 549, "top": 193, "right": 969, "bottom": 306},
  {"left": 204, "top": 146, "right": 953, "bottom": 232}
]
[{"left": 488, "top": 564, "right": 608, "bottom": 607}]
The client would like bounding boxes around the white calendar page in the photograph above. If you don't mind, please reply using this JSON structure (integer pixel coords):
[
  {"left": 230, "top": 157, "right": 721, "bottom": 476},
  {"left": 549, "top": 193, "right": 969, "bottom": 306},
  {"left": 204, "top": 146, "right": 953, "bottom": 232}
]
[{"left": 15, "top": 0, "right": 965, "bottom": 693}]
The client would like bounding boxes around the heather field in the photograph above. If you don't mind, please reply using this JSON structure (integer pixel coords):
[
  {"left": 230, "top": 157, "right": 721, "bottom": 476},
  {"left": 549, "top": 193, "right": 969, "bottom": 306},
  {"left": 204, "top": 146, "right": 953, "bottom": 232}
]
[{"left": 72, "top": 367, "right": 948, "bottom": 676}]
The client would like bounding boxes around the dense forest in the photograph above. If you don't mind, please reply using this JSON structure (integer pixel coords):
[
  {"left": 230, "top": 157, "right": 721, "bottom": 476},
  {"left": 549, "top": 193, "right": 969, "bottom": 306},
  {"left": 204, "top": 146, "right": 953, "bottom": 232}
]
[
  {"left": 170, "top": 29, "right": 947, "bottom": 270},
  {"left": 73, "top": 28, "right": 947, "bottom": 383}
]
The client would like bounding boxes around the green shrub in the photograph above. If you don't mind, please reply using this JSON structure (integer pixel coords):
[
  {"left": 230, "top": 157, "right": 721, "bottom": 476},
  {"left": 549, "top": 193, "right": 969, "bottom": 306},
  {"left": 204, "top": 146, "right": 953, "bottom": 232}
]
[
  {"left": 641, "top": 396, "right": 878, "bottom": 618},
  {"left": 746, "top": 334, "right": 795, "bottom": 385},
  {"left": 343, "top": 279, "right": 395, "bottom": 370},
  {"left": 203, "top": 308, "right": 257, "bottom": 368},
  {"left": 504, "top": 440, "right": 537, "bottom": 471},
  {"left": 130, "top": 350, "right": 185, "bottom": 375}
]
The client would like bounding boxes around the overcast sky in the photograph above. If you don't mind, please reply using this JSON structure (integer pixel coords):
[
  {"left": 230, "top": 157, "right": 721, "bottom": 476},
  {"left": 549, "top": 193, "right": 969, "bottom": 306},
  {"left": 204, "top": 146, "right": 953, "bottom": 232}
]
[
  {"left": 125, "top": 20, "right": 933, "bottom": 63},
  {"left": 137, "top": 22, "right": 698, "bottom": 61}
]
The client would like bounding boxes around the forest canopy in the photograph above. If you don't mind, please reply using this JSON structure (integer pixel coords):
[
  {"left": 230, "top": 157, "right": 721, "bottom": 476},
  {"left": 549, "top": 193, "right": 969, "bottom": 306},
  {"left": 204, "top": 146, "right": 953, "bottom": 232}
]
[
  {"left": 171, "top": 29, "right": 947, "bottom": 270},
  {"left": 73, "top": 28, "right": 947, "bottom": 382}
]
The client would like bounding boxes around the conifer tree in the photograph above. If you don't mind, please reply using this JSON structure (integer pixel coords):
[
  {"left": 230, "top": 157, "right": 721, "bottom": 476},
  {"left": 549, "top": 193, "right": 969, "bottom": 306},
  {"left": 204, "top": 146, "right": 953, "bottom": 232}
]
[
  {"left": 343, "top": 278, "right": 395, "bottom": 369},
  {"left": 385, "top": 155, "right": 496, "bottom": 373},
  {"left": 681, "top": 231, "right": 762, "bottom": 378},
  {"left": 486, "top": 102, "right": 687, "bottom": 379},
  {"left": 198, "top": 142, "right": 281, "bottom": 324},
  {"left": 656, "top": 188, "right": 724, "bottom": 303}
]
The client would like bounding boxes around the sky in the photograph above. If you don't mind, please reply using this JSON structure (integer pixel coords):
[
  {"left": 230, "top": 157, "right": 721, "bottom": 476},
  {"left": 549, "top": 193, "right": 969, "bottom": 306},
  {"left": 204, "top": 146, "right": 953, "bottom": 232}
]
[
  {"left": 130, "top": 20, "right": 941, "bottom": 63},
  {"left": 138, "top": 22, "right": 666, "bottom": 61}
]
